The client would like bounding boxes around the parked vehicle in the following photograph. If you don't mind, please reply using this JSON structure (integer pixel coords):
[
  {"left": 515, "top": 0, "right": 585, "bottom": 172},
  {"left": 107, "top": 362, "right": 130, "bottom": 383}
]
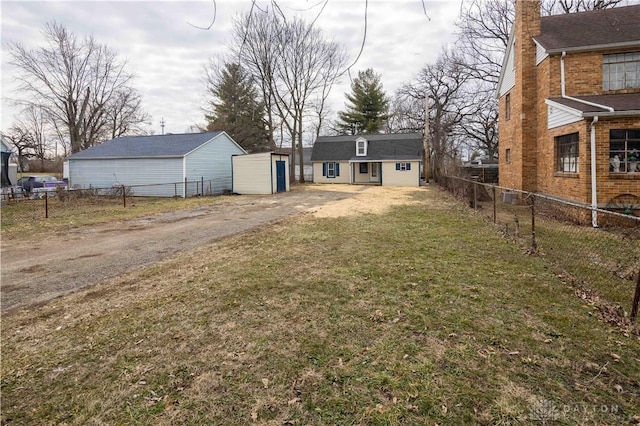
[{"left": 19, "top": 175, "right": 67, "bottom": 193}]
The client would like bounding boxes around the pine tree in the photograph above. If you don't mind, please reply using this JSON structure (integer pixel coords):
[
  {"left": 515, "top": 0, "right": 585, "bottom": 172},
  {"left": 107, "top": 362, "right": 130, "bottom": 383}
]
[
  {"left": 336, "top": 68, "right": 389, "bottom": 135},
  {"left": 205, "top": 62, "right": 271, "bottom": 152}
]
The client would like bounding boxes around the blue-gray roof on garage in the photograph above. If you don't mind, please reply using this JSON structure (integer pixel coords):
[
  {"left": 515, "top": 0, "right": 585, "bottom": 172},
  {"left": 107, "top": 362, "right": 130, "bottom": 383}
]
[{"left": 68, "top": 132, "right": 224, "bottom": 159}]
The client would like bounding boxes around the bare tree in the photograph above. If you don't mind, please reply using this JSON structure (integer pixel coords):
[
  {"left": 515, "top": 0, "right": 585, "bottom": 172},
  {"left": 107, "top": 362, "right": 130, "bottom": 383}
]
[
  {"left": 106, "top": 88, "right": 151, "bottom": 139},
  {"left": 231, "top": 9, "right": 346, "bottom": 182},
  {"left": 6, "top": 21, "right": 147, "bottom": 153},
  {"left": 455, "top": 0, "right": 624, "bottom": 86},
  {"left": 458, "top": 88, "right": 499, "bottom": 160},
  {"left": 1, "top": 106, "right": 55, "bottom": 170},
  {"left": 396, "top": 49, "right": 472, "bottom": 180}
]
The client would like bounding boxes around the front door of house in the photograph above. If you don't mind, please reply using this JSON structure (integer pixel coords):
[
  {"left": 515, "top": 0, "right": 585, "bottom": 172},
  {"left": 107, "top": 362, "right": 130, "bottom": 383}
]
[{"left": 370, "top": 162, "right": 379, "bottom": 182}]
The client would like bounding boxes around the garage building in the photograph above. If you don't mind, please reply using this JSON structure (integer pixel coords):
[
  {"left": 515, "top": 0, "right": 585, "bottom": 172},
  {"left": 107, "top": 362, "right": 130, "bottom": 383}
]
[{"left": 68, "top": 132, "right": 246, "bottom": 197}]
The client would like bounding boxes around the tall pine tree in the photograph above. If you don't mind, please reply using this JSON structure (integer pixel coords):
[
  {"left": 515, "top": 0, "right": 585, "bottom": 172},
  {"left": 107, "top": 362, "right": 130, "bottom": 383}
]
[
  {"left": 205, "top": 62, "right": 271, "bottom": 152},
  {"left": 336, "top": 68, "right": 389, "bottom": 135}
]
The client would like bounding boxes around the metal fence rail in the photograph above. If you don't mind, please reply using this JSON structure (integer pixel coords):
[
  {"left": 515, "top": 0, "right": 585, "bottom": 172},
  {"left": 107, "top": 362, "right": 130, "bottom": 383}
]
[{"left": 439, "top": 175, "right": 640, "bottom": 324}]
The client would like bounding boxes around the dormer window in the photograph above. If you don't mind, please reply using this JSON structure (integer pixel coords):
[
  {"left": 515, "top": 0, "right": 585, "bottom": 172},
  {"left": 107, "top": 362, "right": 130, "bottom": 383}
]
[{"left": 356, "top": 137, "right": 367, "bottom": 156}]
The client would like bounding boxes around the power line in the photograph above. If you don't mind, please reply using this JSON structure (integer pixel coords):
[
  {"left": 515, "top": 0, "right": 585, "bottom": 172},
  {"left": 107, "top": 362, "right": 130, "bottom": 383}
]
[{"left": 187, "top": 0, "right": 217, "bottom": 30}]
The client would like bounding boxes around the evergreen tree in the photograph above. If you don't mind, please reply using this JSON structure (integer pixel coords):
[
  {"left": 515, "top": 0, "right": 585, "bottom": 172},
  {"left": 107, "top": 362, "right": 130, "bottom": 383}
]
[
  {"left": 336, "top": 68, "right": 389, "bottom": 135},
  {"left": 205, "top": 62, "right": 271, "bottom": 152}
]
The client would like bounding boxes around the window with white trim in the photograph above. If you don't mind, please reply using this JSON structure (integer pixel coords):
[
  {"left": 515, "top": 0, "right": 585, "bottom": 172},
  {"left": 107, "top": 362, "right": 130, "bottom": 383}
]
[
  {"left": 603, "top": 52, "right": 640, "bottom": 91},
  {"left": 356, "top": 137, "right": 367, "bottom": 156},
  {"left": 610, "top": 129, "right": 640, "bottom": 173},
  {"left": 322, "top": 162, "right": 340, "bottom": 178},
  {"left": 395, "top": 162, "right": 411, "bottom": 171},
  {"left": 555, "top": 133, "right": 579, "bottom": 173}
]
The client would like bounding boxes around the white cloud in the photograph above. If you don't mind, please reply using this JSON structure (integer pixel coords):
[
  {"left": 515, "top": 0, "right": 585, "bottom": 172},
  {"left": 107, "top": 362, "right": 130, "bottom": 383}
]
[{"left": 1, "top": 0, "right": 461, "bottom": 138}]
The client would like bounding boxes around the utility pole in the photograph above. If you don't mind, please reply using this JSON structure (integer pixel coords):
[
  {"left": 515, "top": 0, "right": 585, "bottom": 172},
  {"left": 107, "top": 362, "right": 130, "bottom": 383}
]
[
  {"left": 423, "top": 94, "right": 430, "bottom": 183},
  {"left": 160, "top": 118, "right": 166, "bottom": 135}
]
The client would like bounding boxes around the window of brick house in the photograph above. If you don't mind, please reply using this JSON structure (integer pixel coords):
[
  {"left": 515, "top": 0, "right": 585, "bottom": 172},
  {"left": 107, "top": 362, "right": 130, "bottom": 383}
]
[
  {"left": 610, "top": 129, "right": 640, "bottom": 173},
  {"left": 505, "top": 148, "right": 511, "bottom": 164},
  {"left": 603, "top": 52, "right": 640, "bottom": 90},
  {"left": 505, "top": 93, "right": 511, "bottom": 120},
  {"left": 555, "top": 133, "right": 579, "bottom": 173}
]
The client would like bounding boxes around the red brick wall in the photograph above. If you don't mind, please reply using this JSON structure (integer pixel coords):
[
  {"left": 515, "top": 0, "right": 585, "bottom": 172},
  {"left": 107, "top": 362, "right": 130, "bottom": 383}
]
[
  {"left": 499, "top": 0, "right": 640, "bottom": 207},
  {"left": 499, "top": 0, "right": 540, "bottom": 192}
]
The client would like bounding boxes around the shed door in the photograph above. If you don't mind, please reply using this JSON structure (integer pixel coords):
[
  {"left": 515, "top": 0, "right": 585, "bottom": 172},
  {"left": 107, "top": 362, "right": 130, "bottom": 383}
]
[{"left": 276, "top": 160, "right": 286, "bottom": 192}]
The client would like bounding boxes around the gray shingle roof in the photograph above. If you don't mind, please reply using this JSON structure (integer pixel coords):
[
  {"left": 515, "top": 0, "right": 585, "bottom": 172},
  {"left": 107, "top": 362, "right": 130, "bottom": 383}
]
[
  {"left": 311, "top": 133, "right": 424, "bottom": 162},
  {"left": 548, "top": 93, "right": 640, "bottom": 113},
  {"left": 534, "top": 5, "right": 640, "bottom": 52},
  {"left": 68, "top": 132, "right": 224, "bottom": 159}
]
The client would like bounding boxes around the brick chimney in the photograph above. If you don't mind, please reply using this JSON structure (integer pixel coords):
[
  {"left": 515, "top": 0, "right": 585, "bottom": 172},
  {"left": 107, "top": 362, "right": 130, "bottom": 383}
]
[{"left": 514, "top": 0, "right": 541, "bottom": 192}]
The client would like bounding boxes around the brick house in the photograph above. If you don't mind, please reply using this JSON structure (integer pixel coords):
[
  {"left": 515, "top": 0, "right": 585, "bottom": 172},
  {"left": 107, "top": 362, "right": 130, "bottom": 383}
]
[{"left": 496, "top": 0, "right": 640, "bottom": 221}]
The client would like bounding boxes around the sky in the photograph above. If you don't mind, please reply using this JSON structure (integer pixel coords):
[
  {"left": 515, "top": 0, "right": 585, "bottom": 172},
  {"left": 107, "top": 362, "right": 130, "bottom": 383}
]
[{"left": 1, "top": 0, "right": 462, "bottom": 137}]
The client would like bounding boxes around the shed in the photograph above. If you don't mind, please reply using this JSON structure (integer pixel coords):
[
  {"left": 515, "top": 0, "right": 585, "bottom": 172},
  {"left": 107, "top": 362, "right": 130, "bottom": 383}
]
[
  {"left": 68, "top": 132, "right": 246, "bottom": 197},
  {"left": 232, "top": 152, "right": 290, "bottom": 195}
]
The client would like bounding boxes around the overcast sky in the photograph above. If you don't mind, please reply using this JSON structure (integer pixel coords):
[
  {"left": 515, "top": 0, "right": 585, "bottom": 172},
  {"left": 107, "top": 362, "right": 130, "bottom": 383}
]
[{"left": 1, "top": 0, "right": 462, "bottom": 136}]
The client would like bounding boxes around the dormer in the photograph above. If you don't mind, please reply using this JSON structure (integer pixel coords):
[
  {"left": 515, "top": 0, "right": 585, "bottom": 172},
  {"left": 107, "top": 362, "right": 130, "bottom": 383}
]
[{"left": 356, "top": 136, "right": 368, "bottom": 156}]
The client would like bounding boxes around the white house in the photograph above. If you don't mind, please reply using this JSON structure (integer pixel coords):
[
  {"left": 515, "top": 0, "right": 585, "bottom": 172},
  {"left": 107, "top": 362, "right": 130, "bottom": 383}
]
[
  {"left": 68, "top": 132, "right": 246, "bottom": 197},
  {"left": 310, "top": 133, "right": 424, "bottom": 187},
  {"left": 232, "top": 152, "right": 290, "bottom": 195}
]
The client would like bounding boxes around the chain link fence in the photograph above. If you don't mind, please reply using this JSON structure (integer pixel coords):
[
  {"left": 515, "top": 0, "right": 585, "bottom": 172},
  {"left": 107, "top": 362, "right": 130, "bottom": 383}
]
[
  {"left": 1, "top": 177, "right": 232, "bottom": 230},
  {"left": 439, "top": 175, "right": 640, "bottom": 326}
]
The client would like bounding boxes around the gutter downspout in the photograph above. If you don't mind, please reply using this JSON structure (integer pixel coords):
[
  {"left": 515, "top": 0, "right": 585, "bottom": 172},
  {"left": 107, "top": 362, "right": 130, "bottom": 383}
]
[
  {"left": 590, "top": 116, "right": 599, "bottom": 228},
  {"left": 561, "top": 51, "right": 608, "bottom": 228}
]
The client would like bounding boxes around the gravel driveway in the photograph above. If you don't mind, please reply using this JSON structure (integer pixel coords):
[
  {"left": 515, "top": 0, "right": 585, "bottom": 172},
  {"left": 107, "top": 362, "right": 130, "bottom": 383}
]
[{"left": 1, "top": 186, "right": 367, "bottom": 313}]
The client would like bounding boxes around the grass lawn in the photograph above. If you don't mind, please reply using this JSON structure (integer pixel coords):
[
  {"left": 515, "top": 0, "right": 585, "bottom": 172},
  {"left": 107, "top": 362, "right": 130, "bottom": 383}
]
[
  {"left": 0, "top": 195, "right": 234, "bottom": 240},
  {"left": 1, "top": 187, "right": 638, "bottom": 425}
]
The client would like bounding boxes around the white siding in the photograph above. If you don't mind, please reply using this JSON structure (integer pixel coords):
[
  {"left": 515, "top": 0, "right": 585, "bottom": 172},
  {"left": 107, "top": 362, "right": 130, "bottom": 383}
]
[
  {"left": 381, "top": 161, "right": 420, "bottom": 187},
  {"left": 312, "top": 162, "right": 350, "bottom": 184},
  {"left": 185, "top": 133, "right": 246, "bottom": 195},
  {"left": 69, "top": 158, "right": 183, "bottom": 197},
  {"left": 233, "top": 153, "right": 271, "bottom": 194},
  {"left": 547, "top": 103, "right": 582, "bottom": 129},
  {"left": 232, "top": 153, "right": 289, "bottom": 194},
  {"left": 535, "top": 41, "right": 549, "bottom": 65},
  {"left": 498, "top": 41, "right": 516, "bottom": 97}
]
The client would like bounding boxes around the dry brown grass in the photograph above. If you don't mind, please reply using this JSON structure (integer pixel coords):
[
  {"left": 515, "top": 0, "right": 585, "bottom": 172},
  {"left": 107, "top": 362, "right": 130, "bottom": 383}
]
[{"left": 2, "top": 186, "right": 639, "bottom": 425}]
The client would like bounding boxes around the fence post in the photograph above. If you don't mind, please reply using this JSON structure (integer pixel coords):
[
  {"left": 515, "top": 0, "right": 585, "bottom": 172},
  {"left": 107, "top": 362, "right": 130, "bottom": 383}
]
[
  {"left": 631, "top": 271, "right": 640, "bottom": 323},
  {"left": 174, "top": 183, "right": 177, "bottom": 198},
  {"left": 530, "top": 194, "right": 537, "bottom": 253},
  {"left": 45, "top": 191, "right": 49, "bottom": 219},
  {"left": 473, "top": 179, "right": 478, "bottom": 210},
  {"left": 184, "top": 177, "right": 187, "bottom": 198},
  {"left": 201, "top": 177, "right": 204, "bottom": 196},
  {"left": 122, "top": 184, "right": 126, "bottom": 208},
  {"left": 492, "top": 185, "right": 497, "bottom": 224}
]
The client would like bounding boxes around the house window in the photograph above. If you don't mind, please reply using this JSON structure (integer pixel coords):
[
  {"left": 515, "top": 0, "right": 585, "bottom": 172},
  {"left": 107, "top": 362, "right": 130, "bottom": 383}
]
[
  {"left": 505, "top": 148, "right": 511, "bottom": 164},
  {"left": 555, "top": 133, "right": 579, "bottom": 173},
  {"left": 505, "top": 93, "right": 511, "bottom": 121},
  {"left": 609, "top": 129, "right": 640, "bottom": 173},
  {"left": 603, "top": 52, "right": 640, "bottom": 91},
  {"left": 356, "top": 137, "right": 367, "bottom": 156},
  {"left": 395, "top": 162, "right": 411, "bottom": 171},
  {"left": 322, "top": 162, "right": 340, "bottom": 178},
  {"left": 359, "top": 163, "right": 368, "bottom": 173}
]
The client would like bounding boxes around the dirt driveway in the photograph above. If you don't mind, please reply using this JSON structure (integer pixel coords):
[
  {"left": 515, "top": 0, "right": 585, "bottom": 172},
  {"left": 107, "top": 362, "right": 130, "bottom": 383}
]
[{"left": 1, "top": 185, "right": 426, "bottom": 313}]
